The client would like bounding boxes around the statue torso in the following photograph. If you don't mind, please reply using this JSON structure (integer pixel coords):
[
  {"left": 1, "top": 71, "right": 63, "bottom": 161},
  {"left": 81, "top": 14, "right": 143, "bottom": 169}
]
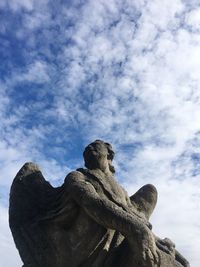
[{"left": 60, "top": 168, "right": 127, "bottom": 267}]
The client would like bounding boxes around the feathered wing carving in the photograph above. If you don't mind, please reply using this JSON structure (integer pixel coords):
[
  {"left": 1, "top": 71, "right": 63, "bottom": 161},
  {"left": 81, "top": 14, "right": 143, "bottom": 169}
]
[{"left": 9, "top": 162, "right": 78, "bottom": 267}]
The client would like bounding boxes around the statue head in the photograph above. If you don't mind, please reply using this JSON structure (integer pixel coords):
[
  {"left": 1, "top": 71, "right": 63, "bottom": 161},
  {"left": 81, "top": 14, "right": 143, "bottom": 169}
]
[{"left": 83, "top": 140, "right": 115, "bottom": 174}]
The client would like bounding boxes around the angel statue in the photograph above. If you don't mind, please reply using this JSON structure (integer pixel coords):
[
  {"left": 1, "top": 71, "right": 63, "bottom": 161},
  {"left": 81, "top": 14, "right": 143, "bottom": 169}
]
[{"left": 9, "top": 140, "right": 190, "bottom": 267}]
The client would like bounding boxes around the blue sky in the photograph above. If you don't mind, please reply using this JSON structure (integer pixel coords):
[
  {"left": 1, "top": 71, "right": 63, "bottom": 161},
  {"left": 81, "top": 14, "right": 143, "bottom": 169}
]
[{"left": 0, "top": 0, "right": 200, "bottom": 266}]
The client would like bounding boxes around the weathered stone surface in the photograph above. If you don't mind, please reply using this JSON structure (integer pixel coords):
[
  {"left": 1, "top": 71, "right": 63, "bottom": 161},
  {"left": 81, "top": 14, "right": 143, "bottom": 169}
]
[{"left": 9, "top": 140, "right": 190, "bottom": 267}]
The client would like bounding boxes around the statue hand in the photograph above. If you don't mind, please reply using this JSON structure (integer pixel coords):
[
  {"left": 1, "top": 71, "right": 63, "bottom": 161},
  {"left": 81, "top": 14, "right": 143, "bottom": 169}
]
[
  {"left": 129, "top": 207, "right": 152, "bottom": 229},
  {"left": 138, "top": 215, "right": 153, "bottom": 230},
  {"left": 137, "top": 227, "right": 159, "bottom": 267}
]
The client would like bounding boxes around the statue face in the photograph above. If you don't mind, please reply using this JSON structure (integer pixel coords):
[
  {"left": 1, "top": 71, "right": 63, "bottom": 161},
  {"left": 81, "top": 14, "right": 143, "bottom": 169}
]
[
  {"left": 84, "top": 141, "right": 107, "bottom": 161},
  {"left": 83, "top": 140, "right": 110, "bottom": 171},
  {"left": 83, "top": 140, "right": 115, "bottom": 173}
]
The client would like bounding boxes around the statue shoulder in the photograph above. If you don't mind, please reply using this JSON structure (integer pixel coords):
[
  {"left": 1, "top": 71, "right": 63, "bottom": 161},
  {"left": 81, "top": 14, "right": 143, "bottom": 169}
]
[
  {"left": 64, "top": 170, "right": 90, "bottom": 194},
  {"left": 65, "top": 170, "right": 86, "bottom": 183},
  {"left": 64, "top": 169, "right": 100, "bottom": 202}
]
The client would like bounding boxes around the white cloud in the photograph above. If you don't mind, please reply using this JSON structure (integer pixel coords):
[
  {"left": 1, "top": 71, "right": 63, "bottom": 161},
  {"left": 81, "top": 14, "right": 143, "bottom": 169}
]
[
  {"left": 23, "top": 12, "right": 51, "bottom": 30},
  {"left": 0, "top": 206, "right": 22, "bottom": 267},
  {"left": 9, "top": 0, "right": 34, "bottom": 12},
  {"left": 185, "top": 7, "right": 200, "bottom": 31},
  {"left": 15, "top": 61, "right": 50, "bottom": 84}
]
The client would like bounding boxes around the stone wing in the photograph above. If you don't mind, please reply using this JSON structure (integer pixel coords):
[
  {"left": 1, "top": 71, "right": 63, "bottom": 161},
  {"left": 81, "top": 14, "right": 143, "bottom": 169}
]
[{"left": 9, "top": 162, "right": 77, "bottom": 267}]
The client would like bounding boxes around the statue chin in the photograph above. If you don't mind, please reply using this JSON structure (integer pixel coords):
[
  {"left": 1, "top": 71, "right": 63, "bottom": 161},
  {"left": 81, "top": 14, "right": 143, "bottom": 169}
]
[{"left": 9, "top": 140, "right": 190, "bottom": 267}]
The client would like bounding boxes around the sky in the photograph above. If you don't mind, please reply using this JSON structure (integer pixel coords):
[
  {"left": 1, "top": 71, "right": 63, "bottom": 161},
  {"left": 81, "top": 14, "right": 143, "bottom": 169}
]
[{"left": 0, "top": 0, "right": 200, "bottom": 266}]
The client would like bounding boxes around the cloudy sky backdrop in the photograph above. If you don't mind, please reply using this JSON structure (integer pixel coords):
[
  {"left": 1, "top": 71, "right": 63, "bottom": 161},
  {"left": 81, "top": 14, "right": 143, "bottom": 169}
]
[{"left": 0, "top": 0, "right": 200, "bottom": 266}]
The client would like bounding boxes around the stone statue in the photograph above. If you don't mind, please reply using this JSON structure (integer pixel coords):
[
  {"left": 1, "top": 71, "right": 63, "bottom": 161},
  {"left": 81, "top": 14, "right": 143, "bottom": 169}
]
[{"left": 9, "top": 140, "right": 190, "bottom": 267}]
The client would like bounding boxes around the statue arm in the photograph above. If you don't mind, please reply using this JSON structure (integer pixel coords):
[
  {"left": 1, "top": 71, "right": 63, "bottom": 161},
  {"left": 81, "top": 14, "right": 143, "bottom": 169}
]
[
  {"left": 65, "top": 171, "right": 158, "bottom": 265},
  {"left": 65, "top": 172, "right": 143, "bottom": 232}
]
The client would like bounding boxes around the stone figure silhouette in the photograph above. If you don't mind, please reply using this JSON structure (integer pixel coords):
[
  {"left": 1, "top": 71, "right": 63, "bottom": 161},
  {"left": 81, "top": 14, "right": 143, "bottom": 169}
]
[{"left": 9, "top": 140, "right": 190, "bottom": 267}]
